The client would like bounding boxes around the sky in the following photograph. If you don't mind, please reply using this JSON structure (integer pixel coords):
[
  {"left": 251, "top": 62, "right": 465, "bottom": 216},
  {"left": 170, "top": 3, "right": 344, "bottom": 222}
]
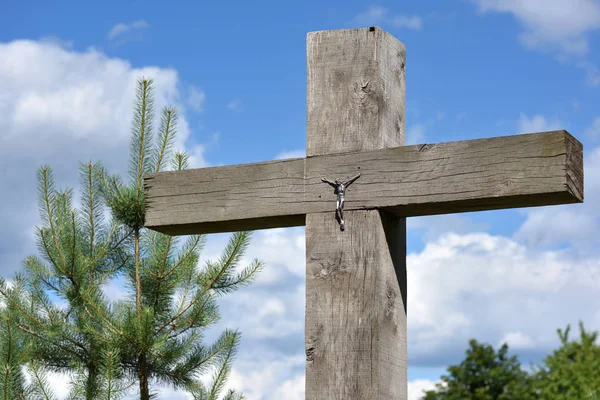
[{"left": 1, "top": 0, "right": 600, "bottom": 399}]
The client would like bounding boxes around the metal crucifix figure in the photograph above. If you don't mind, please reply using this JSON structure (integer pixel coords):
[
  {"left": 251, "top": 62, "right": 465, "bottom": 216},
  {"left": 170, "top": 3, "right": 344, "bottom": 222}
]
[{"left": 321, "top": 173, "right": 361, "bottom": 231}]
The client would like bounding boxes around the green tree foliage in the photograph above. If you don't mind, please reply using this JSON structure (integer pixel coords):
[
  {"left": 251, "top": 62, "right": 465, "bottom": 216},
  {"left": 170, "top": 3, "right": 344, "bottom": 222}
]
[
  {"left": 0, "top": 163, "right": 130, "bottom": 400},
  {"left": 0, "top": 290, "right": 29, "bottom": 399},
  {"left": 0, "top": 77, "right": 262, "bottom": 399},
  {"left": 422, "top": 339, "right": 535, "bottom": 400},
  {"left": 533, "top": 321, "right": 600, "bottom": 399},
  {"left": 421, "top": 322, "right": 600, "bottom": 400}
]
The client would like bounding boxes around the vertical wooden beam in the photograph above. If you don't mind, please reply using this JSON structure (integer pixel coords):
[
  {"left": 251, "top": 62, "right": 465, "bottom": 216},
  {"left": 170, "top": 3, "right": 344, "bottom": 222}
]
[{"left": 305, "top": 27, "right": 408, "bottom": 399}]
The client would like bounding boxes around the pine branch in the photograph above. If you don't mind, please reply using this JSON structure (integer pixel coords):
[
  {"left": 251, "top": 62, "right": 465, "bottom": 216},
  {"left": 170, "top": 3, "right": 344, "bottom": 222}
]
[
  {"left": 24, "top": 257, "right": 67, "bottom": 298},
  {"left": 98, "top": 347, "right": 127, "bottom": 400},
  {"left": 79, "top": 289, "right": 125, "bottom": 340},
  {"left": 37, "top": 167, "right": 68, "bottom": 274},
  {"left": 27, "top": 362, "right": 58, "bottom": 400},
  {"left": 209, "top": 259, "right": 263, "bottom": 295},
  {"left": 151, "top": 107, "right": 178, "bottom": 173},
  {"left": 79, "top": 161, "right": 105, "bottom": 263},
  {"left": 166, "top": 296, "right": 219, "bottom": 340},
  {"left": 97, "top": 168, "right": 119, "bottom": 200},
  {"left": 0, "top": 280, "right": 45, "bottom": 330},
  {"left": 199, "top": 232, "right": 262, "bottom": 296},
  {"left": 162, "top": 235, "right": 205, "bottom": 280},
  {"left": 171, "top": 151, "right": 190, "bottom": 171},
  {"left": 0, "top": 303, "right": 29, "bottom": 399},
  {"left": 222, "top": 390, "right": 245, "bottom": 400},
  {"left": 207, "top": 331, "right": 240, "bottom": 400},
  {"left": 129, "top": 77, "right": 155, "bottom": 194},
  {"left": 154, "top": 284, "right": 215, "bottom": 337}
]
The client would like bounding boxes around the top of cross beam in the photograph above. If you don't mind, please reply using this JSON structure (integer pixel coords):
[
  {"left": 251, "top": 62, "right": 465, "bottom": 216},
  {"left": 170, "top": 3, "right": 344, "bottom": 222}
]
[
  {"left": 144, "top": 130, "right": 583, "bottom": 236},
  {"left": 306, "top": 26, "right": 406, "bottom": 156}
]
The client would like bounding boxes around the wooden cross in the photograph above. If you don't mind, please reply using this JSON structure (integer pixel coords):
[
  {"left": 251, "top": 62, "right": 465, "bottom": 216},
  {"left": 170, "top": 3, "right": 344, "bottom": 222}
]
[{"left": 144, "top": 27, "right": 584, "bottom": 399}]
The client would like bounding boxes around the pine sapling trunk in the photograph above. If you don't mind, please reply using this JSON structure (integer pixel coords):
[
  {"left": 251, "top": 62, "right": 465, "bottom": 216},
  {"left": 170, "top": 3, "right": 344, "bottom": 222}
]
[
  {"left": 85, "top": 364, "right": 98, "bottom": 400},
  {"left": 135, "top": 228, "right": 142, "bottom": 319},
  {"left": 139, "top": 353, "right": 150, "bottom": 400},
  {"left": 134, "top": 227, "right": 150, "bottom": 398},
  {"left": 3, "top": 322, "right": 11, "bottom": 400}
]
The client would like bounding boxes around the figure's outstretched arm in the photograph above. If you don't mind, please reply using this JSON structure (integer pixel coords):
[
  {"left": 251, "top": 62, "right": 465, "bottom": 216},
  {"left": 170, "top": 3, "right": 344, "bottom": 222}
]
[
  {"left": 321, "top": 177, "right": 337, "bottom": 187},
  {"left": 343, "top": 173, "right": 361, "bottom": 187}
]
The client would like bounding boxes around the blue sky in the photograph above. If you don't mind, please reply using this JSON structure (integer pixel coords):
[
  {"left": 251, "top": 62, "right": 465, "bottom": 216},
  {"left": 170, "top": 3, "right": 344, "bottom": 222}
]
[{"left": 2, "top": 0, "right": 600, "bottom": 399}]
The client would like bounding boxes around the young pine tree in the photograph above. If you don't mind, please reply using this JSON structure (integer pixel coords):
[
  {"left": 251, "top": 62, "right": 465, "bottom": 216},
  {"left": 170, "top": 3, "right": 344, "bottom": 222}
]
[
  {"left": 0, "top": 162, "right": 132, "bottom": 400},
  {"left": 0, "top": 77, "right": 262, "bottom": 399},
  {"left": 87, "top": 77, "right": 263, "bottom": 399}
]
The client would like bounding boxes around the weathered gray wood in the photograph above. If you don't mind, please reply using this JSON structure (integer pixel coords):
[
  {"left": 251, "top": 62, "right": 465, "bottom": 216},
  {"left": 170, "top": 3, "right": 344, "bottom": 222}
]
[
  {"left": 305, "top": 27, "right": 407, "bottom": 399},
  {"left": 306, "top": 211, "right": 407, "bottom": 399},
  {"left": 144, "top": 130, "right": 584, "bottom": 236},
  {"left": 306, "top": 27, "right": 406, "bottom": 156}
]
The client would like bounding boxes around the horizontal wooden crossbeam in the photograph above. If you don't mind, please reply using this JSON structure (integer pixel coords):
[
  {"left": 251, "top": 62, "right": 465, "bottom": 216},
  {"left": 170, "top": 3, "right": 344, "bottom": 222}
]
[{"left": 144, "top": 130, "right": 583, "bottom": 235}]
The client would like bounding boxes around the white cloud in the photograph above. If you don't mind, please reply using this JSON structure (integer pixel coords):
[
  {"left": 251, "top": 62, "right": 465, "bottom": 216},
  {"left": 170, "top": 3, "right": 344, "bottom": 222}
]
[
  {"left": 472, "top": 0, "right": 600, "bottom": 55},
  {"left": 223, "top": 355, "right": 306, "bottom": 400},
  {"left": 275, "top": 149, "right": 305, "bottom": 160},
  {"left": 499, "top": 331, "right": 534, "bottom": 349},
  {"left": 272, "top": 375, "right": 305, "bottom": 400},
  {"left": 257, "top": 297, "right": 286, "bottom": 318},
  {"left": 0, "top": 39, "right": 207, "bottom": 276},
  {"left": 354, "top": 6, "right": 422, "bottom": 30},
  {"left": 187, "top": 144, "right": 209, "bottom": 169},
  {"left": 248, "top": 228, "right": 306, "bottom": 278},
  {"left": 408, "top": 231, "right": 600, "bottom": 365},
  {"left": 107, "top": 20, "right": 149, "bottom": 41},
  {"left": 408, "top": 379, "right": 438, "bottom": 400},
  {"left": 220, "top": 284, "right": 304, "bottom": 340},
  {"left": 516, "top": 113, "right": 561, "bottom": 133},
  {"left": 514, "top": 208, "right": 597, "bottom": 248}
]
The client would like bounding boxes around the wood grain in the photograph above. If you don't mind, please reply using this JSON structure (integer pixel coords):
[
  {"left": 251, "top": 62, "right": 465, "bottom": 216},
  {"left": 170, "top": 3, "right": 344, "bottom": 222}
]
[
  {"left": 305, "top": 26, "right": 407, "bottom": 399},
  {"left": 305, "top": 211, "right": 407, "bottom": 399},
  {"left": 144, "top": 130, "right": 584, "bottom": 236},
  {"left": 306, "top": 27, "right": 406, "bottom": 155}
]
